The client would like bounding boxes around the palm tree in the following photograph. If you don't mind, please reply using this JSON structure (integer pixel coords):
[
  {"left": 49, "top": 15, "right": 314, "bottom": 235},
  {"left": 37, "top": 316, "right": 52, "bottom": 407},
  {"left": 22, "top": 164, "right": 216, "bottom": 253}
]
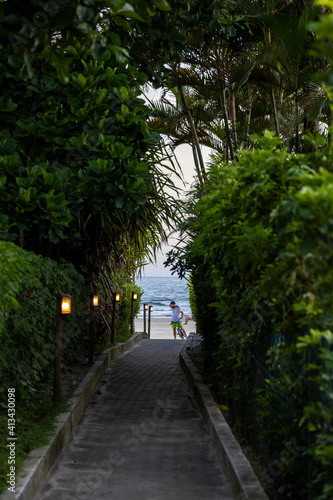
[
  {"left": 146, "top": 83, "right": 209, "bottom": 187},
  {"left": 182, "top": 30, "right": 238, "bottom": 161},
  {"left": 232, "top": 0, "right": 321, "bottom": 151},
  {"left": 146, "top": 0, "right": 330, "bottom": 172}
]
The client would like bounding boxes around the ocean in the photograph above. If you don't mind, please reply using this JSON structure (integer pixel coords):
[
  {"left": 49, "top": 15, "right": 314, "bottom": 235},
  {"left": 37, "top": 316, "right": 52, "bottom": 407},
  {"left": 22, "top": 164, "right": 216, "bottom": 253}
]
[{"left": 136, "top": 276, "right": 191, "bottom": 318}]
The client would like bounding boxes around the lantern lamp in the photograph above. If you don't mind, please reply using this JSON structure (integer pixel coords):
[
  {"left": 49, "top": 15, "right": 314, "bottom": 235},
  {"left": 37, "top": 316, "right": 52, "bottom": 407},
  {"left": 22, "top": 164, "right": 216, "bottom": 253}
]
[
  {"left": 111, "top": 292, "right": 120, "bottom": 343},
  {"left": 148, "top": 305, "right": 153, "bottom": 339},
  {"left": 143, "top": 303, "right": 148, "bottom": 335},
  {"left": 54, "top": 293, "right": 71, "bottom": 404},
  {"left": 93, "top": 294, "right": 99, "bottom": 307},
  {"left": 61, "top": 294, "right": 71, "bottom": 315},
  {"left": 131, "top": 292, "right": 138, "bottom": 335}
]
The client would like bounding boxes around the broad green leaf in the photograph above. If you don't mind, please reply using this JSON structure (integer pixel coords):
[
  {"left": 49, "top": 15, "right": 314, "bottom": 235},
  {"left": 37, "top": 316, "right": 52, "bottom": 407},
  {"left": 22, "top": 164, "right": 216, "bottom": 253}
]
[
  {"left": 77, "top": 6, "right": 95, "bottom": 22},
  {"left": 153, "top": 0, "right": 171, "bottom": 11},
  {"left": 0, "top": 97, "right": 17, "bottom": 112}
]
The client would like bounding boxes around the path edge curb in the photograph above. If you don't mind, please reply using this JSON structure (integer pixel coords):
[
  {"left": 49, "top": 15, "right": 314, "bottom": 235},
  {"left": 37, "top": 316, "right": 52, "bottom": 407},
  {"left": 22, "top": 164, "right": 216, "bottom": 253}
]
[
  {"left": 179, "top": 335, "right": 269, "bottom": 500},
  {"left": 1, "top": 332, "right": 148, "bottom": 500}
]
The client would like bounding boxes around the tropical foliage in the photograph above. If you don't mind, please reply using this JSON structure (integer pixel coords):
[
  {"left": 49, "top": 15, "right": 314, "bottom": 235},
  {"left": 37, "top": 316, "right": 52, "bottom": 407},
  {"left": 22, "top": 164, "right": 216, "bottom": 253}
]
[
  {"left": 0, "top": 33, "right": 181, "bottom": 271},
  {"left": 162, "top": 2, "right": 333, "bottom": 498},
  {"left": 0, "top": 0, "right": 185, "bottom": 384},
  {"left": 150, "top": 0, "right": 332, "bottom": 168}
]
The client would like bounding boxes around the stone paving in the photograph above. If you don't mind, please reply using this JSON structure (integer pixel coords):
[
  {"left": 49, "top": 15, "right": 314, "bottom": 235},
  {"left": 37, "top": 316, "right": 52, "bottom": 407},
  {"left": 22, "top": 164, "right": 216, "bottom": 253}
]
[{"left": 35, "top": 339, "right": 235, "bottom": 500}]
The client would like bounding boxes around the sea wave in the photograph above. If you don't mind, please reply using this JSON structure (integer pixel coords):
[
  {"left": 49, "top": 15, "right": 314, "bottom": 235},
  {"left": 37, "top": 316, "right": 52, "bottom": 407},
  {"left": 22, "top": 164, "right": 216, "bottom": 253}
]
[{"left": 136, "top": 276, "right": 191, "bottom": 318}]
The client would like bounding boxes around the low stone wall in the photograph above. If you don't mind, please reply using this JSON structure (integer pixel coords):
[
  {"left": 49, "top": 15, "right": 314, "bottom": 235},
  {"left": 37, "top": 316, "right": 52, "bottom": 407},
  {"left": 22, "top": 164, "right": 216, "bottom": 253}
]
[{"left": 179, "top": 334, "right": 268, "bottom": 500}]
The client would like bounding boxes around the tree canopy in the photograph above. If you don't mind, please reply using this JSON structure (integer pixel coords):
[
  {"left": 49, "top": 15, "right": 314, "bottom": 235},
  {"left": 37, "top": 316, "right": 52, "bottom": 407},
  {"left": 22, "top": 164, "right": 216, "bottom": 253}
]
[{"left": 0, "top": 0, "right": 188, "bottom": 275}]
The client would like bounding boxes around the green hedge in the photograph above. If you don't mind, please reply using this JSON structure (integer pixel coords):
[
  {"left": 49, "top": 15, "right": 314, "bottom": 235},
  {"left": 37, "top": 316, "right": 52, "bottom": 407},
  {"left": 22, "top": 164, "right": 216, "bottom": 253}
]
[
  {"left": 186, "top": 133, "right": 333, "bottom": 499},
  {"left": 115, "top": 282, "right": 143, "bottom": 340},
  {"left": 0, "top": 241, "right": 89, "bottom": 403}
]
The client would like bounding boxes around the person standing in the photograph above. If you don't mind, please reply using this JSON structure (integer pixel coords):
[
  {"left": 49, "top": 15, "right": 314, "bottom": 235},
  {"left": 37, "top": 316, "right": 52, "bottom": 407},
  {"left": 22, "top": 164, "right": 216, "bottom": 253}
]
[{"left": 169, "top": 301, "right": 187, "bottom": 339}]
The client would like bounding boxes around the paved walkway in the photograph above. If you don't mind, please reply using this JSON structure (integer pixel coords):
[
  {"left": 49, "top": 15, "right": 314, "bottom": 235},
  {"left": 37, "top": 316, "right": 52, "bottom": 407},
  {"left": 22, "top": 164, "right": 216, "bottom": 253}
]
[{"left": 36, "top": 339, "right": 235, "bottom": 500}]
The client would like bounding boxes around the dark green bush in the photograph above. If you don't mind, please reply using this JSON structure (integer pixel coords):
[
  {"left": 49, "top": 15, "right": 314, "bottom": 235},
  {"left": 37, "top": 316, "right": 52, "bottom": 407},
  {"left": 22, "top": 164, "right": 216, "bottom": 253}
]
[
  {"left": 0, "top": 40, "right": 177, "bottom": 272},
  {"left": 185, "top": 133, "right": 333, "bottom": 499},
  {"left": 0, "top": 241, "right": 89, "bottom": 404},
  {"left": 115, "top": 282, "right": 143, "bottom": 341}
]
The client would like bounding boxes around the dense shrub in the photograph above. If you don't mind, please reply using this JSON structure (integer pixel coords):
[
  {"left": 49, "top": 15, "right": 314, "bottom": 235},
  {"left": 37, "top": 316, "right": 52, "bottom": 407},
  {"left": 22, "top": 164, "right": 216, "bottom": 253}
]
[
  {"left": 92, "top": 275, "right": 143, "bottom": 348},
  {"left": 0, "top": 241, "right": 89, "bottom": 404},
  {"left": 115, "top": 282, "right": 143, "bottom": 339},
  {"left": 185, "top": 133, "right": 333, "bottom": 499},
  {"left": 0, "top": 40, "right": 179, "bottom": 271}
]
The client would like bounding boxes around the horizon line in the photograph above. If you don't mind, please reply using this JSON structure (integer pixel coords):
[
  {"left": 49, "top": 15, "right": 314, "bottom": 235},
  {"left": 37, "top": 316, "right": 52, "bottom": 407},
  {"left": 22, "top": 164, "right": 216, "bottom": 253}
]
[{"left": 136, "top": 275, "right": 182, "bottom": 278}]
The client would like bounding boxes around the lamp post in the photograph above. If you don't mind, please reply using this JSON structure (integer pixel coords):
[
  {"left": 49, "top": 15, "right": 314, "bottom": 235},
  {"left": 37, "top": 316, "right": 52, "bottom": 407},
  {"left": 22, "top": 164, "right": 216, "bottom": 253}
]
[
  {"left": 148, "top": 305, "right": 153, "bottom": 339},
  {"left": 143, "top": 303, "right": 148, "bottom": 335},
  {"left": 89, "top": 294, "right": 99, "bottom": 365},
  {"left": 131, "top": 292, "right": 138, "bottom": 335},
  {"left": 111, "top": 292, "right": 120, "bottom": 343},
  {"left": 54, "top": 294, "right": 71, "bottom": 404}
]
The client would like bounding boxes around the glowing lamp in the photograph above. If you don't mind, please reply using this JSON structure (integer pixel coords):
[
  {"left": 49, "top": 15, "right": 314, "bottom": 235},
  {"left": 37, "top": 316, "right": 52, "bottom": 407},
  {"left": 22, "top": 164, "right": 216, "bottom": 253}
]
[
  {"left": 93, "top": 295, "right": 99, "bottom": 307},
  {"left": 148, "top": 304, "right": 153, "bottom": 339},
  {"left": 61, "top": 295, "right": 71, "bottom": 315},
  {"left": 132, "top": 292, "right": 138, "bottom": 300}
]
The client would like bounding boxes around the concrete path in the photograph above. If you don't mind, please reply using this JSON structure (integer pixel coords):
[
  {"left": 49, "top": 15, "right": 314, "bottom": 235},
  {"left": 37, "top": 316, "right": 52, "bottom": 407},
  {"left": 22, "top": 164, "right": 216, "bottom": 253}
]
[{"left": 35, "top": 339, "right": 235, "bottom": 500}]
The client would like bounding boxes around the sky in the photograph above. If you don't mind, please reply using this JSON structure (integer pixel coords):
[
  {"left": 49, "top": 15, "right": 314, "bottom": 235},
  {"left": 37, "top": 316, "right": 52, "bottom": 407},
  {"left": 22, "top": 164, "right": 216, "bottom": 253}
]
[
  {"left": 141, "top": 143, "right": 211, "bottom": 277},
  {"left": 139, "top": 86, "right": 213, "bottom": 277}
]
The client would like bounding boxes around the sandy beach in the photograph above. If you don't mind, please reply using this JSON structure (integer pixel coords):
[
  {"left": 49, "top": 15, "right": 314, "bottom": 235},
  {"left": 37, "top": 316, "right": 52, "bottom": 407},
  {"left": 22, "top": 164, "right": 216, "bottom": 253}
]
[{"left": 136, "top": 316, "right": 196, "bottom": 340}]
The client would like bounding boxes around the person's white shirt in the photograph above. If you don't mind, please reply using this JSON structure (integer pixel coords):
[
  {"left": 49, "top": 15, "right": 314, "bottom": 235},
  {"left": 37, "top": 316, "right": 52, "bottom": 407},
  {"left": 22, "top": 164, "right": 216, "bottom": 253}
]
[{"left": 171, "top": 305, "right": 182, "bottom": 323}]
